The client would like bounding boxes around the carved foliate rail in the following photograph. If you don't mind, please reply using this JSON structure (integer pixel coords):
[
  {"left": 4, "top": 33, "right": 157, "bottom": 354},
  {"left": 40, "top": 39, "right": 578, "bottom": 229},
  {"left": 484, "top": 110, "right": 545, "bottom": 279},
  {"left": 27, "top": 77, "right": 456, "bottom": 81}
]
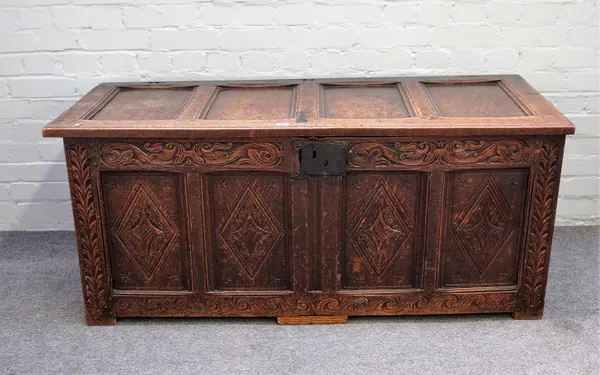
[
  {"left": 97, "top": 142, "right": 285, "bottom": 169},
  {"left": 348, "top": 139, "right": 532, "bottom": 168},
  {"left": 114, "top": 292, "right": 515, "bottom": 317}
]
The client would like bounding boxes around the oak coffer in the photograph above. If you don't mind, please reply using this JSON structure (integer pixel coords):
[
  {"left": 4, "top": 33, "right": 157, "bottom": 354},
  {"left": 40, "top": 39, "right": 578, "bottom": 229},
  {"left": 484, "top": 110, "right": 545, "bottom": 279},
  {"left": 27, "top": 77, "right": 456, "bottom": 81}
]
[{"left": 43, "top": 76, "right": 575, "bottom": 325}]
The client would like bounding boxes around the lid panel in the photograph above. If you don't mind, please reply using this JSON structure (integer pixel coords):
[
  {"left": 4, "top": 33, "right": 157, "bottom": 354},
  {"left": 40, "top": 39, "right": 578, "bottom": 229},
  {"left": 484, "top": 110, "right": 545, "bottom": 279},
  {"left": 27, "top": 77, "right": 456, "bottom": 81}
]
[
  {"left": 320, "top": 84, "right": 411, "bottom": 119},
  {"left": 202, "top": 86, "right": 297, "bottom": 120},
  {"left": 91, "top": 87, "right": 194, "bottom": 121},
  {"left": 423, "top": 81, "right": 528, "bottom": 118}
]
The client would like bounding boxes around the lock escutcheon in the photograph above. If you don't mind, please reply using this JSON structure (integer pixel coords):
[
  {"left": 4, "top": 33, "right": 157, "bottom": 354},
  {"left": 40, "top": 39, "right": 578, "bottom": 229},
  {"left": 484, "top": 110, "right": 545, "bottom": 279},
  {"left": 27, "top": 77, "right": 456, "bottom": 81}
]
[{"left": 299, "top": 142, "right": 348, "bottom": 176}]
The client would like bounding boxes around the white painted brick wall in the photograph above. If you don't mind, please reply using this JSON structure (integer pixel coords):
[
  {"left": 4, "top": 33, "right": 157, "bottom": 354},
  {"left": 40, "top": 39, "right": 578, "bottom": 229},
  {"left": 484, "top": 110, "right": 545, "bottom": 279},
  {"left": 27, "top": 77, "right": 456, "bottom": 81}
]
[{"left": 0, "top": 0, "right": 598, "bottom": 230}]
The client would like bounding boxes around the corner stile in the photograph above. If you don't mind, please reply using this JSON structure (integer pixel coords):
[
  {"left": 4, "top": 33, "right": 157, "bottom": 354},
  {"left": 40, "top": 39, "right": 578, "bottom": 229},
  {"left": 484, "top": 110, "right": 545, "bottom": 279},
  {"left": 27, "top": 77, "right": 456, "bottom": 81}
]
[
  {"left": 514, "top": 139, "right": 562, "bottom": 319},
  {"left": 64, "top": 140, "right": 115, "bottom": 325}
]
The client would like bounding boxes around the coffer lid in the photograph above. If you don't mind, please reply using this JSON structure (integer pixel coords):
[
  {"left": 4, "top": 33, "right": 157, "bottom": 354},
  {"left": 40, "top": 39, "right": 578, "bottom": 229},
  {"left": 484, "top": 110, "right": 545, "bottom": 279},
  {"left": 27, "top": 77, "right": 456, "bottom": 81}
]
[{"left": 42, "top": 75, "right": 575, "bottom": 138}]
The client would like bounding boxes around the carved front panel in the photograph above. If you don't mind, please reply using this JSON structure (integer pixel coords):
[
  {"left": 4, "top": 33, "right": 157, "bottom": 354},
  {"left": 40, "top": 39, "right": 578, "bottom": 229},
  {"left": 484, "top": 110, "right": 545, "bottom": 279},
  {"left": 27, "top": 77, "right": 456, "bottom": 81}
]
[
  {"left": 343, "top": 173, "right": 425, "bottom": 289},
  {"left": 440, "top": 169, "right": 528, "bottom": 288},
  {"left": 102, "top": 172, "right": 189, "bottom": 291},
  {"left": 207, "top": 173, "right": 289, "bottom": 291}
]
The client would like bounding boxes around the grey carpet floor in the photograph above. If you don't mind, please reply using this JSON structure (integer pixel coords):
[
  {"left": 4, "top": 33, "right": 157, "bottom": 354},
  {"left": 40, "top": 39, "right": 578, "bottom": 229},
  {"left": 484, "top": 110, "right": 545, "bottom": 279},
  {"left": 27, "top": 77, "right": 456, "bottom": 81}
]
[{"left": 0, "top": 227, "right": 598, "bottom": 375}]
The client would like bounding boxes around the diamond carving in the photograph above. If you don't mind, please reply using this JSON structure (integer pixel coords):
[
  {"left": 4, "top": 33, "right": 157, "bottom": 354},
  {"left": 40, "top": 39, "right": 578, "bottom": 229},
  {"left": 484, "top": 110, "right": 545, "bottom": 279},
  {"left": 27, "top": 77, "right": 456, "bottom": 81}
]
[
  {"left": 113, "top": 180, "right": 179, "bottom": 281},
  {"left": 217, "top": 178, "right": 284, "bottom": 279},
  {"left": 451, "top": 175, "right": 518, "bottom": 278},
  {"left": 347, "top": 177, "right": 413, "bottom": 277}
]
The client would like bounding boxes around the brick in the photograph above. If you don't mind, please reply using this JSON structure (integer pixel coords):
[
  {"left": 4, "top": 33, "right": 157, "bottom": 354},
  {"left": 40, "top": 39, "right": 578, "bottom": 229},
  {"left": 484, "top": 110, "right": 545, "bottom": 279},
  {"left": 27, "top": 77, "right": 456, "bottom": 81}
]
[
  {"left": 486, "top": 2, "right": 523, "bottom": 24},
  {"left": 11, "top": 120, "right": 46, "bottom": 142},
  {"left": 16, "top": 202, "right": 74, "bottom": 230},
  {"left": 586, "top": 95, "right": 600, "bottom": 114},
  {"left": 295, "top": 27, "right": 356, "bottom": 49},
  {"left": 241, "top": 51, "right": 275, "bottom": 72},
  {"left": 206, "top": 53, "right": 240, "bottom": 72},
  {"left": 523, "top": 71, "right": 566, "bottom": 92},
  {"left": 0, "top": 10, "right": 19, "bottom": 31},
  {"left": 564, "top": 136, "right": 599, "bottom": 156},
  {"left": 347, "top": 5, "right": 383, "bottom": 24},
  {"left": 0, "top": 165, "right": 18, "bottom": 183},
  {"left": 430, "top": 27, "right": 501, "bottom": 47},
  {"left": 276, "top": 51, "right": 310, "bottom": 71},
  {"left": 566, "top": 115, "right": 600, "bottom": 137},
  {"left": 560, "top": 3, "right": 596, "bottom": 24},
  {"left": 16, "top": 163, "right": 69, "bottom": 182},
  {"left": 60, "top": 53, "right": 100, "bottom": 75},
  {"left": 376, "top": 50, "right": 413, "bottom": 70},
  {"left": 358, "top": 26, "right": 429, "bottom": 48},
  {"left": 9, "top": 182, "right": 71, "bottom": 201},
  {"left": 418, "top": 2, "right": 452, "bottom": 25},
  {"left": 52, "top": 7, "right": 89, "bottom": 29},
  {"left": 0, "top": 100, "right": 31, "bottom": 119},
  {"left": 415, "top": 50, "right": 450, "bottom": 69},
  {"left": 311, "top": 52, "right": 346, "bottom": 71},
  {"left": 554, "top": 48, "right": 598, "bottom": 69},
  {"left": 276, "top": 4, "right": 314, "bottom": 25},
  {"left": 7, "top": 144, "right": 39, "bottom": 162},
  {"left": 0, "top": 32, "right": 36, "bottom": 53},
  {"left": 0, "top": 203, "right": 17, "bottom": 224},
  {"left": 122, "top": 6, "right": 161, "bottom": 28},
  {"left": 560, "top": 177, "right": 600, "bottom": 197},
  {"left": 0, "top": 185, "right": 9, "bottom": 201},
  {"left": 29, "top": 101, "right": 75, "bottom": 120},
  {"left": 38, "top": 142, "right": 66, "bottom": 162},
  {"left": 486, "top": 49, "right": 520, "bottom": 70},
  {"left": 89, "top": 7, "right": 123, "bottom": 29},
  {"left": 200, "top": 4, "right": 236, "bottom": 25},
  {"left": 452, "top": 3, "right": 487, "bottom": 24},
  {"left": 172, "top": 52, "right": 207, "bottom": 71},
  {"left": 313, "top": 5, "right": 347, "bottom": 24},
  {"left": 221, "top": 28, "right": 291, "bottom": 50},
  {"left": 18, "top": 8, "right": 53, "bottom": 29},
  {"left": 0, "top": 122, "right": 12, "bottom": 140},
  {"left": 81, "top": 30, "right": 149, "bottom": 50},
  {"left": 0, "top": 80, "right": 8, "bottom": 98},
  {"left": 549, "top": 96, "right": 587, "bottom": 115},
  {"left": 22, "top": 54, "right": 62, "bottom": 75},
  {"left": 159, "top": 5, "right": 198, "bottom": 27},
  {"left": 100, "top": 53, "right": 138, "bottom": 74},
  {"left": 561, "top": 156, "right": 600, "bottom": 177},
  {"left": 557, "top": 198, "right": 600, "bottom": 217},
  {"left": 0, "top": 142, "right": 8, "bottom": 161},
  {"left": 8, "top": 77, "right": 76, "bottom": 98},
  {"left": 567, "top": 72, "right": 600, "bottom": 92},
  {"left": 0, "top": 0, "right": 66, "bottom": 5},
  {"left": 138, "top": 52, "right": 172, "bottom": 73},
  {"left": 518, "top": 49, "right": 554, "bottom": 71},
  {"left": 0, "top": 56, "right": 23, "bottom": 76},
  {"left": 151, "top": 29, "right": 219, "bottom": 50},
  {"left": 569, "top": 26, "right": 599, "bottom": 46},
  {"left": 520, "top": 3, "right": 561, "bottom": 25},
  {"left": 382, "top": 3, "right": 417, "bottom": 23},
  {"left": 35, "top": 30, "right": 79, "bottom": 51},
  {"left": 502, "top": 25, "right": 569, "bottom": 47},
  {"left": 450, "top": 49, "right": 486, "bottom": 71},
  {"left": 347, "top": 51, "right": 379, "bottom": 71}
]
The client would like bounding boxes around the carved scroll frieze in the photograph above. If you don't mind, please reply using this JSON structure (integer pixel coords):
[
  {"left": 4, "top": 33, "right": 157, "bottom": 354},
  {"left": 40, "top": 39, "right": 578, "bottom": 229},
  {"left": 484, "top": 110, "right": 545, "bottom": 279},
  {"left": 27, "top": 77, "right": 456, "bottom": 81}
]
[
  {"left": 522, "top": 141, "right": 560, "bottom": 311},
  {"left": 114, "top": 292, "right": 515, "bottom": 317},
  {"left": 67, "top": 143, "right": 111, "bottom": 324},
  {"left": 348, "top": 139, "right": 531, "bottom": 168},
  {"left": 98, "top": 142, "right": 284, "bottom": 169}
]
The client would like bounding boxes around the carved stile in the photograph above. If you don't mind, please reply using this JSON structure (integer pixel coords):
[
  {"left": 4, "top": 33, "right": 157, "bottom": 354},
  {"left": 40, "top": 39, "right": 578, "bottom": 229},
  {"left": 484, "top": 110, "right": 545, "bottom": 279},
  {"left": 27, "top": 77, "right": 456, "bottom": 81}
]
[{"left": 67, "top": 143, "right": 113, "bottom": 325}]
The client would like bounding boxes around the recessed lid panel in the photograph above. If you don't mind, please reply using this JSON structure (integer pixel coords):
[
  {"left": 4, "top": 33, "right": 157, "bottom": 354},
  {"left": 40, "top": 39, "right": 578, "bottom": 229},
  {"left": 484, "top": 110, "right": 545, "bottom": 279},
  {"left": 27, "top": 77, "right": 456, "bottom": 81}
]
[
  {"left": 202, "top": 86, "right": 297, "bottom": 120},
  {"left": 321, "top": 84, "right": 411, "bottom": 119},
  {"left": 423, "top": 81, "right": 528, "bottom": 117},
  {"left": 91, "top": 87, "right": 194, "bottom": 121}
]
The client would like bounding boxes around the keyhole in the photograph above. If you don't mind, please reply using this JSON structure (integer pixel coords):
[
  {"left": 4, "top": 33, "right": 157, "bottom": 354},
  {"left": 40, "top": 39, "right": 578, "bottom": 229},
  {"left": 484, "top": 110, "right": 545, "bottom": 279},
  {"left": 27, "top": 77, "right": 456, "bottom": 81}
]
[
  {"left": 324, "top": 159, "right": 329, "bottom": 166},
  {"left": 312, "top": 150, "right": 317, "bottom": 159}
]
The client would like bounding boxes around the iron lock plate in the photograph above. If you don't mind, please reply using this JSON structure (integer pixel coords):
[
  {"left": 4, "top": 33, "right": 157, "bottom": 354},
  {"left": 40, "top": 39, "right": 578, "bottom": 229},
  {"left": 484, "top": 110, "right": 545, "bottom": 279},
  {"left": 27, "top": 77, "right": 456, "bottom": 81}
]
[{"left": 299, "top": 142, "right": 348, "bottom": 176}]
